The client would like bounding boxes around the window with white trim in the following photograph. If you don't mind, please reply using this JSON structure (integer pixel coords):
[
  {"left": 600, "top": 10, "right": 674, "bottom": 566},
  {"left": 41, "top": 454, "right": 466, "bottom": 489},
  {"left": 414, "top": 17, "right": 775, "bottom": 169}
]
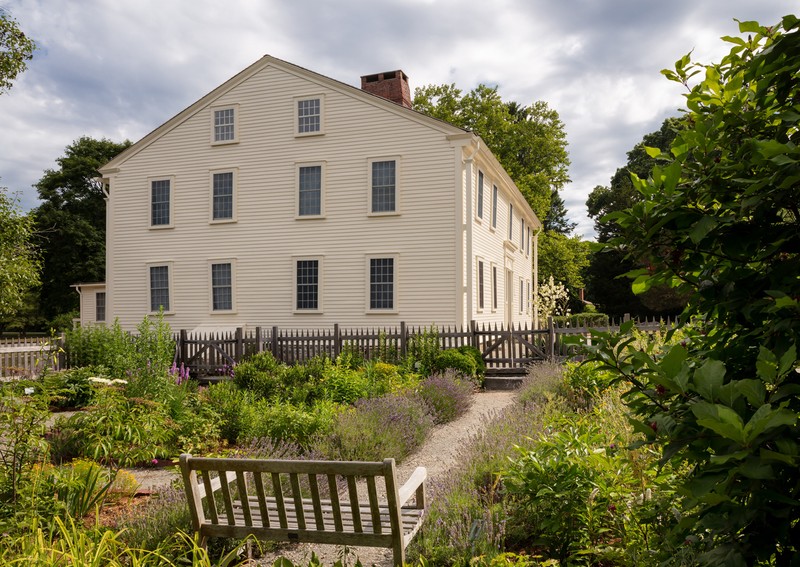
[
  {"left": 369, "top": 159, "right": 398, "bottom": 214},
  {"left": 150, "top": 178, "right": 171, "bottom": 227},
  {"left": 476, "top": 171, "right": 484, "bottom": 220},
  {"left": 369, "top": 257, "right": 395, "bottom": 310},
  {"left": 508, "top": 203, "right": 514, "bottom": 241},
  {"left": 95, "top": 292, "right": 106, "bottom": 322},
  {"left": 527, "top": 280, "right": 531, "bottom": 314},
  {"left": 295, "top": 259, "right": 320, "bottom": 311},
  {"left": 491, "top": 185, "right": 498, "bottom": 229},
  {"left": 298, "top": 164, "right": 323, "bottom": 217},
  {"left": 296, "top": 97, "right": 323, "bottom": 135},
  {"left": 519, "top": 277, "right": 524, "bottom": 313},
  {"left": 149, "top": 265, "right": 170, "bottom": 312},
  {"left": 520, "top": 218, "right": 525, "bottom": 251},
  {"left": 527, "top": 226, "right": 531, "bottom": 256},
  {"left": 212, "top": 171, "right": 235, "bottom": 221},
  {"left": 492, "top": 264, "right": 498, "bottom": 311},
  {"left": 477, "top": 259, "right": 485, "bottom": 311},
  {"left": 213, "top": 107, "right": 237, "bottom": 143},
  {"left": 211, "top": 262, "right": 233, "bottom": 311}
]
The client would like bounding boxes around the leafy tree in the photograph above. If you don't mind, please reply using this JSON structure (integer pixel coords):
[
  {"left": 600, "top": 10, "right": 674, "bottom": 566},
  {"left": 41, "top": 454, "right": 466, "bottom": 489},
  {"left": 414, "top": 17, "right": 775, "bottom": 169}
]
[
  {"left": 34, "top": 137, "right": 131, "bottom": 321},
  {"left": 0, "top": 186, "right": 40, "bottom": 322},
  {"left": 590, "top": 17, "right": 800, "bottom": 565},
  {"left": 537, "top": 230, "right": 589, "bottom": 294},
  {"left": 543, "top": 189, "right": 576, "bottom": 234},
  {"left": 0, "top": 7, "right": 35, "bottom": 94},
  {"left": 413, "top": 83, "right": 570, "bottom": 222},
  {"left": 585, "top": 118, "right": 686, "bottom": 317}
]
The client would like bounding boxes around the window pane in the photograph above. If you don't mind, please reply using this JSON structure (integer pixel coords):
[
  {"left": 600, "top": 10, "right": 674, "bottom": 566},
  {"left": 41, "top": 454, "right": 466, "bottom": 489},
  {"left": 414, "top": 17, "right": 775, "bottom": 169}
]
[
  {"left": 151, "top": 180, "right": 170, "bottom": 225},
  {"left": 492, "top": 186, "right": 498, "bottom": 228},
  {"left": 492, "top": 266, "right": 498, "bottom": 310},
  {"left": 477, "top": 171, "right": 484, "bottom": 219},
  {"left": 96, "top": 292, "right": 106, "bottom": 322},
  {"left": 478, "top": 261, "right": 484, "bottom": 309},
  {"left": 299, "top": 166, "right": 321, "bottom": 216},
  {"left": 297, "top": 98, "right": 321, "bottom": 133},
  {"left": 214, "top": 108, "right": 235, "bottom": 141},
  {"left": 296, "top": 260, "right": 319, "bottom": 310},
  {"left": 212, "top": 263, "right": 232, "bottom": 311},
  {"left": 370, "top": 258, "right": 394, "bottom": 310},
  {"left": 213, "top": 172, "right": 234, "bottom": 220},
  {"left": 150, "top": 266, "right": 170, "bottom": 311},
  {"left": 371, "top": 161, "right": 396, "bottom": 213}
]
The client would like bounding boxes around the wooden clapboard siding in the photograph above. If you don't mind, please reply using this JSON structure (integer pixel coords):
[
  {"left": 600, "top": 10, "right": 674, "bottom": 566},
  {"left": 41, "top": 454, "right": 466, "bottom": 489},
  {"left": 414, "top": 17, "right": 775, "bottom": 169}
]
[{"left": 105, "top": 58, "right": 463, "bottom": 331}]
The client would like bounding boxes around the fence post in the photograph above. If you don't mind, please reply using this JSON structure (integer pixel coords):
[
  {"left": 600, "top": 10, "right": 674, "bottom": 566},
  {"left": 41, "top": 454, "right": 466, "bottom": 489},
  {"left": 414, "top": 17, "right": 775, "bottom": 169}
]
[
  {"left": 255, "top": 327, "right": 262, "bottom": 353},
  {"left": 333, "top": 323, "right": 341, "bottom": 358},
  {"left": 234, "top": 328, "right": 243, "bottom": 363},
  {"left": 399, "top": 321, "right": 407, "bottom": 358},
  {"left": 271, "top": 326, "right": 279, "bottom": 361},
  {"left": 179, "top": 329, "right": 188, "bottom": 366},
  {"left": 548, "top": 316, "right": 556, "bottom": 360},
  {"left": 470, "top": 320, "right": 478, "bottom": 349}
]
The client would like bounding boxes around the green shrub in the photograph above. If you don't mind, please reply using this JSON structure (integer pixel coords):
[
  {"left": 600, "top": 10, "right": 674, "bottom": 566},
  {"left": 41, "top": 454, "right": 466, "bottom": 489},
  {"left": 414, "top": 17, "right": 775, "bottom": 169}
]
[
  {"left": 552, "top": 312, "right": 610, "bottom": 328},
  {"left": 320, "top": 363, "right": 370, "bottom": 404},
  {"left": 456, "top": 345, "right": 486, "bottom": 378},
  {"left": 205, "top": 381, "right": 259, "bottom": 445},
  {"left": 430, "top": 349, "right": 477, "bottom": 378},
  {"left": 233, "top": 352, "right": 283, "bottom": 400},
  {"left": 248, "top": 400, "right": 340, "bottom": 447},
  {"left": 406, "top": 326, "right": 440, "bottom": 374},
  {"left": 39, "top": 366, "right": 103, "bottom": 409},
  {"left": 362, "top": 360, "right": 420, "bottom": 396}
]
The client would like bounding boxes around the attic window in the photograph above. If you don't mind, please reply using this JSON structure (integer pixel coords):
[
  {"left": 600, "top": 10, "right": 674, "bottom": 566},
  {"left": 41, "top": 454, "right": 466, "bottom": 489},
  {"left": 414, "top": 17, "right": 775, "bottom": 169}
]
[{"left": 211, "top": 105, "right": 239, "bottom": 145}]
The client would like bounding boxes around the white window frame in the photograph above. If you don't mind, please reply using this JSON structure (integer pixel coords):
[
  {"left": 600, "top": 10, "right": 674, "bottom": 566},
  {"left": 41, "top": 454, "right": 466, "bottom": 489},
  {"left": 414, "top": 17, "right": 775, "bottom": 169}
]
[
  {"left": 508, "top": 203, "right": 514, "bottom": 241},
  {"left": 211, "top": 104, "right": 239, "bottom": 145},
  {"left": 476, "top": 170, "right": 484, "bottom": 221},
  {"left": 147, "top": 262, "right": 174, "bottom": 314},
  {"left": 477, "top": 257, "right": 485, "bottom": 312},
  {"left": 148, "top": 176, "right": 174, "bottom": 229},
  {"left": 520, "top": 218, "right": 525, "bottom": 253},
  {"left": 491, "top": 185, "right": 498, "bottom": 230},
  {"left": 95, "top": 292, "right": 106, "bottom": 322},
  {"left": 296, "top": 161, "right": 326, "bottom": 219},
  {"left": 294, "top": 95, "right": 325, "bottom": 137},
  {"left": 491, "top": 263, "right": 498, "bottom": 312},
  {"left": 209, "top": 168, "right": 238, "bottom": 223},
  {"left": 527, "top": 279, "right": 532, "bottom": 315},
  {"left": 526, "top": 226, "right": 531, "bottom": 257},
  {"left": 366, "top": 254, "right": 398, "bottom": 313},
  {"left": 293, "top": 256, "right": 324, "bottom": 313},
  {"left": 367, "top": 157, "right": 401, "bottom": 216},
  {"left": 519, "top": 277, "right": 525, "bottom": 314},
  {"left": 208, "top": 259, "right": 236, "bottom": 314}
]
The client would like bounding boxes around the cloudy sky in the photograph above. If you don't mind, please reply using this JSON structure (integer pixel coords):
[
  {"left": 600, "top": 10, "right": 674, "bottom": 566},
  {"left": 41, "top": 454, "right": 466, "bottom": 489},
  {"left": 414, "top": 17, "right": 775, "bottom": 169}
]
[{"left": 0, "top": 0, "right": 794, "bottom": 238}]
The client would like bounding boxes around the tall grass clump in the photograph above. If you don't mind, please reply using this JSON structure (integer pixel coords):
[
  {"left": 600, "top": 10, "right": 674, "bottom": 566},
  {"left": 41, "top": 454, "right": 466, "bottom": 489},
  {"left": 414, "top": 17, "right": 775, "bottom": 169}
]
[{"left": 314, "top": 394, "right": 434, "bottom": 463}]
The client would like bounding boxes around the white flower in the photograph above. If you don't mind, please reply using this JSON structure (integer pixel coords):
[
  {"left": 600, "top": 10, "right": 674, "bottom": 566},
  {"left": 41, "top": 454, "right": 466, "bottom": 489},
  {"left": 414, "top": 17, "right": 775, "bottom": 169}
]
[{"left": 24, "top": 387, "right": 35, "bottom": 395}]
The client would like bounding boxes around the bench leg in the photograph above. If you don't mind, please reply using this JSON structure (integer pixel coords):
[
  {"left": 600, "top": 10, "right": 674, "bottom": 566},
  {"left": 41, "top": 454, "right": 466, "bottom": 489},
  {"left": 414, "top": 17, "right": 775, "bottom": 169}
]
[{"left": 392, "top": 536, "right": 405, "bottom": 567}]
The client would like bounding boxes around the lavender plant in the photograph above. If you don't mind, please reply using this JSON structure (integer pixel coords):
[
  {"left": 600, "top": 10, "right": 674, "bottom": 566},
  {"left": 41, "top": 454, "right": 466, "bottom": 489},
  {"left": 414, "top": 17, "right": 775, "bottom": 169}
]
[{"left": 418, "top": 371, "right": 474, "bottom": 424}]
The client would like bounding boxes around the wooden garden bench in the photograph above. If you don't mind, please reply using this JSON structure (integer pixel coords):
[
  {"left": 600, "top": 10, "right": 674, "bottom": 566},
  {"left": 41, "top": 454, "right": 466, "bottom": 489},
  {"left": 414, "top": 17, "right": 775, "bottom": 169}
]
[{"left": 179, "top": 454, "right": 427, "bottom": 566}]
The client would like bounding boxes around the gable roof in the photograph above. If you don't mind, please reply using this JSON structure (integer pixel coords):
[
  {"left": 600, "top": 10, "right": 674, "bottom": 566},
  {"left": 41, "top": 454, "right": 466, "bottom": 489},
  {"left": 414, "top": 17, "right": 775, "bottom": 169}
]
[{"left": 99, "top": 54, "right": 468, "bottom": 174}]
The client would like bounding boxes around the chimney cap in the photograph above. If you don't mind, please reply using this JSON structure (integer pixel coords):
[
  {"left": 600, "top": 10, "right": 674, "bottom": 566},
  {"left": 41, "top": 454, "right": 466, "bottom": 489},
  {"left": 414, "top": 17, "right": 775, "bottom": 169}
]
[{"left": 360, "top": 70, "right": 411, "bottom": 109}]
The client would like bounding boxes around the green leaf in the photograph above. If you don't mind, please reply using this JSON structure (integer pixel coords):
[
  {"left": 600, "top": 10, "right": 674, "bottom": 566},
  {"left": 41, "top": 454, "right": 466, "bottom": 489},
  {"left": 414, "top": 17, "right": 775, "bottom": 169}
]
[
  {"left": 689, "top": 216, "right": 718, "bottom": 244},
  {"left": 661, "top": 344, "right": 688, "bottom": 379},
  {"left": 631, "top": 274, "right": 651, "bottom": 295},
  {"left": 735, "top": 379, "right": 766, "bottom": 407},
  {"left": 644, "top": 146, "right": 661, "bottom": 158},
  {"left": 756, "top": 346, "right": 778, "bottom": 383},
  {"left": 743, "top": 404, "right": 797, "bottom": 444},
  {"left": 737, "top": 458, "right": 773, "bottom": 480},
  {"left": 692, "top": 401, "right": 745, "bottom": 443},
  {"left": 737, "top": 20, "right": 762, "bottom": 33},
  {"left": 694, "top": 359, "right": 726, "bottom": 401}
]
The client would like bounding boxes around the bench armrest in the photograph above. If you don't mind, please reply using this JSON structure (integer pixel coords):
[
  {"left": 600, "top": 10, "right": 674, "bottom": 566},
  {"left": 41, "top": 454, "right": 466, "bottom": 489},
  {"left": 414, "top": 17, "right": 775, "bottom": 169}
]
[{"left": 397, "top": 466, "right": 427, "bottom": 508}]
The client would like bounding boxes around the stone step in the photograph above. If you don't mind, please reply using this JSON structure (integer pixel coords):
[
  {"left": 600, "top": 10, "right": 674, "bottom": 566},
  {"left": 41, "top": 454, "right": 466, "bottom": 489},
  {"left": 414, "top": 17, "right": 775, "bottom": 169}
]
[{"left": 483, "top": 375, "right": 525, "bottom": 390}]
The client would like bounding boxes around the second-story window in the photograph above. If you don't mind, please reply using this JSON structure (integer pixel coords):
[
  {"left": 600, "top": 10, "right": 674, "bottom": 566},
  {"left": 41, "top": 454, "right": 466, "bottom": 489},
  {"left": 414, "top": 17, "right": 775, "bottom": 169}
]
[
  {"left": 212, "top": 172, "right": 234, "bottom": 220},
  {"left": 491, "top": 185, "right": 498, "bottom": 229},
  {"left": 477, "top": 171, "right": 484, "bottom": 220},
  {"left": 151, "top": 179, "right": 171, "bottom": 226},
  {"left": 298, "top": 165, "right": 322, "bottom": 216},
  {"left": 508, "top": 203, "right": 514, "bottom": 241},
  {"left": 370, "top": 159, "right": 397, "bottom": 214}
]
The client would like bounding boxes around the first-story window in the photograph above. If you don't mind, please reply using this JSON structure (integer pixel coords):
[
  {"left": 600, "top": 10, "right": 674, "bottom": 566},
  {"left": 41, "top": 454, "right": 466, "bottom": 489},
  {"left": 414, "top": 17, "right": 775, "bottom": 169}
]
[
  {"left": 211, "top": 262, "right": 233, "bottom": 311},
  {"left": 492, "top": 265, "right": 498, "bottom": 311},
  {"left": 478, "top": 260, "right": 485, "bottom": 310},
  {"left": 296, "top": 259, "right": 319, "bottom": 310},
  {"left": 95, "top": 292, "right": 106, "bottom": 322},
  {"left": 149, "top": 265, "right": 170, "bottom": 312},
  {"left": 369, "top": 257, "right": 395, "bottom": 310},
  {"left": 519, "top": 277, "right": 524, "bottom": 313},
  {"left": 212, "top": 171, "right": 234, "bottom": 221},
  {"left": 527, "top": 280, "right": 531, "bottom": 314},
  {"left": 298, "top": 165, "right": 322, "bottom": 216}
]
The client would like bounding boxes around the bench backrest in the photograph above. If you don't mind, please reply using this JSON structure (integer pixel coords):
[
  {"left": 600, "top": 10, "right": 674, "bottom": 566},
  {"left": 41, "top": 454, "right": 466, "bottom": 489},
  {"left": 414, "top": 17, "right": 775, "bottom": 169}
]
[{"left": 179, "top": 454, "right": 405, "bottom": 537}]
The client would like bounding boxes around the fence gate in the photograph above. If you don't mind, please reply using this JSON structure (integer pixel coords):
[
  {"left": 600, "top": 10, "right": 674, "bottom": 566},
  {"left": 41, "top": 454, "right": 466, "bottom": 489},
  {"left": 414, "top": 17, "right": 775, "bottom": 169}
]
[{"left": 476, "top": 324, "right": 548, "bottom": 376}]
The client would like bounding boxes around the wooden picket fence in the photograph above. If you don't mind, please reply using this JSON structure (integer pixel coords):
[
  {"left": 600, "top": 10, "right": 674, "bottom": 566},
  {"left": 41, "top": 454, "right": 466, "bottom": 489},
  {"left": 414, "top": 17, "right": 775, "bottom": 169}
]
[
  {"left": 0, "top": 336, "right": 62, "bottom": 379},
  {"left": 175, "top": 316, "right": 678, "bottom": 377}
]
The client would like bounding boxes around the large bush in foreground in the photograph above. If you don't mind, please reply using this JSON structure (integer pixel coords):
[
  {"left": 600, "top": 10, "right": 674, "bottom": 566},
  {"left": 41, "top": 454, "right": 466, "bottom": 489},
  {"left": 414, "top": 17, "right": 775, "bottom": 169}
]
[{"left": 592, "top": 17, "right": 800, "bottom": 565}]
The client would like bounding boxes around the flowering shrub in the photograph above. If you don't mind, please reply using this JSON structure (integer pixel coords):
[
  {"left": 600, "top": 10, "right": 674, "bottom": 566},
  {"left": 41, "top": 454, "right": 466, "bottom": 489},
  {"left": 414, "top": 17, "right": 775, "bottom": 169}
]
[
  {"left": 418, "top": 371, "right": 474, "bottom": 424},
  {"left": 535, "top": 276, "right": 570, "bottom": 322}
]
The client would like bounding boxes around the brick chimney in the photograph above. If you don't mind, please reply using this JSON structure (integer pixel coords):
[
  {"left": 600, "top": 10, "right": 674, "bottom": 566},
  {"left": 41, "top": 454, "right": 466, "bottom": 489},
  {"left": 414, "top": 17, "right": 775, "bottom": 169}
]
[{"left": 360, "top": 70, "right": 411, "bottom": 108}]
